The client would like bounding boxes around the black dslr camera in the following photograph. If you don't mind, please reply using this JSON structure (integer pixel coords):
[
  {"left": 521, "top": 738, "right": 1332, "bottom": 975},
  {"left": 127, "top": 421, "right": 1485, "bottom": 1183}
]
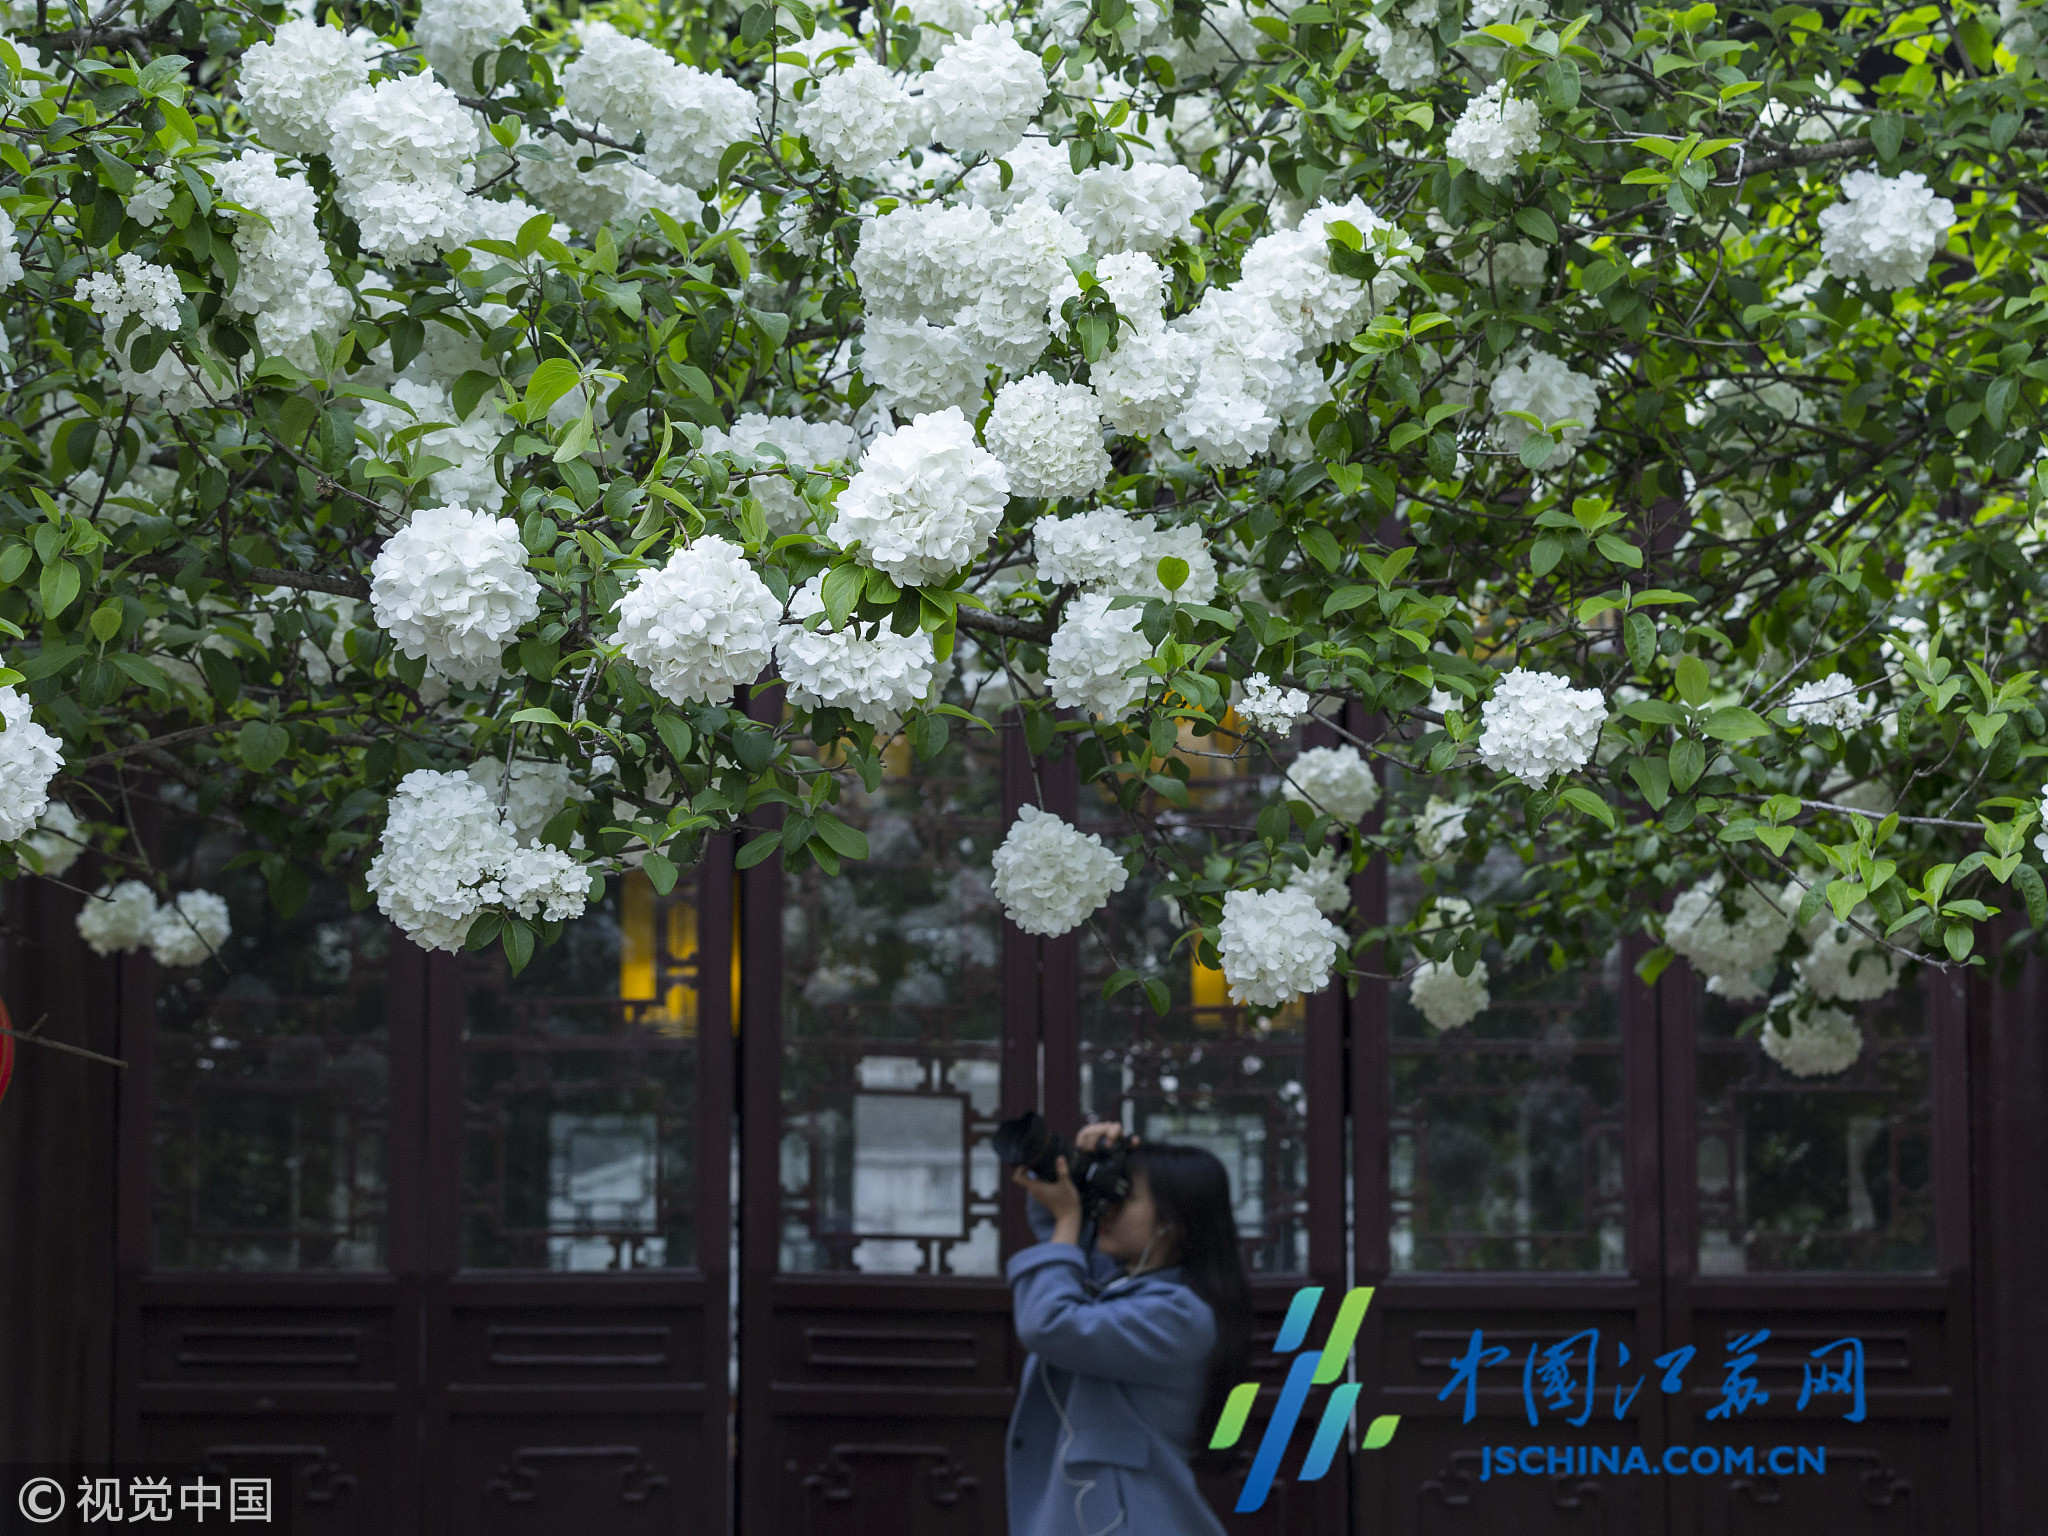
[{"left": 992, "top": 1111, "right": 1132, "bottom": 1216}]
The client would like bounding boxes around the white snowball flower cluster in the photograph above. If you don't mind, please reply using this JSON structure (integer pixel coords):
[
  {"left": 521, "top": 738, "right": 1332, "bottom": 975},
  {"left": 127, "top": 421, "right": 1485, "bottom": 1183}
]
[
  {"left": 1032, "top": 509, "right": 1217, "bottom": 601},
  {"left": 613, "top": 535, "right": 782, "bottom": 705},
  {"left": 145, "top": 890, "right": 232, "bottom": 967},
  {"left": 75, "top": 252, "right": 181, "bottom": 334},
  {"left": 1488, "top": 351, "right": 1602, "bottom": 462},
  {"left": 236, "top": 19, "right": 375, "bottom": 158},
  {"left": 1160, "top": 199, "right": 1411, "bottom": 466},
  {"left": 1794, "top": 909, "right": 1896, "bottom": 1002},
  {"left": 415, "top": 0, "right": 528, "bottom": 85},
  {"left": 1047, "top": 592, "right": 1153, "bottom": 717},
  {"left": 370, "top": 507, "right": 539, "bottom": 687},
  {"left": 1479, "top": 668, "right": 1608, "bottom": 784},
  {"left": 20, "top": 803, "right": 84, "bottom": 877},
  {"left": 1067, "top": 253, "right": 1204, "bottom": 436},
  {"left": 367, "top": 769, "right": 591, "bottom": 951},
  {"left": 1067, "top": 162, "right": 1204, "bottom": 253},
  {"left": 982, "top": 375, "right": 1110, "bottom": 499},
  {"left": 1818, "top": 171, "right": 1956, "bottom": 291},
  {"left": 1785, "top": 677, "right": 1873, "bottom": 730},
  {"left": 1284, "top": 845, "right": 1351, "bottom": 915},
  {"left": 921, "top": 23, "right": 1045, "bottom": 159},
  {"left": 327, "top": 73, "right": 479, "bottom": 260},
  {"left": 1761, "top": 999, "right": 1864, "bottom": 1077},
  {"left": 562, "top": 20, "right": 754, "bottom": 189},
  {"left": 701, "top": 414, "right": 860, "bottom": 533},
  {"left": 0, "top": 686, "right": 62, "bottom": 842},
  {"left": 467, "top": 757, "right": 577, "bottom": 846},
  {"left": 854, "top": 199, "right": 1087, "bottom": 412},
  {"left": 76, "top": 881, "right": 161, "bottom": 956},
  {"left": 1414, "top": 795, "right": 1470, "bottom": 861},
  {"left": 1283, "top": 746, "right": 1380, "bottom": 823},
  {"left": 1217, "top": 887, "right": 1343, "bottom": 1007},
  {"left": 776, "top": 576, "right": 938, "bottom": 728},
  {"left": 1447, "top": 82, "right": 1542, "bottom": 184},
  {"left": 1239, "top": 199, "right": 1412, "bottom": 349},
  {"left": 1362, "top": 0, "right": 1441, "bottom": 89},
  {"left": 1237, "top": 673, "right": 1309, "bottom": 735},
  {"left": 210, "top": 152, "right": 350, "bottom": 371},
  {"left": 357, "top": 378, "right": 508, "bottom": 510},
  {"left": 990, "top": 804, "right": 1128, "bottom": 935},
  {"left": 516, "top": 135, "right": 670, "bottom": 233},
  {"left": 796, "top": 54, "right": 918, "bottom": 176},
  {"left": 965, "top": 136, "right": 1082, "bottom": 210},
  {"left": 0, "top": 206, "right": 22, "bottom": 289},
  {"left": 829, "top": 408, "right": 1010, "bottom": 584},
  {"left": 1664, "top": 875, "right": 1793, "bottom": 1001},
  {"left": 1409, "top": 957, "right": 1491, "bottom": 1031}
]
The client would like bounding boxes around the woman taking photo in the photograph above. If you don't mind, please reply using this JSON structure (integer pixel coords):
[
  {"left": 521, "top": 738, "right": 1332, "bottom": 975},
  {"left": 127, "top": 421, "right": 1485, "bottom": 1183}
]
[{"left": 1006, "top": 1123, "right": 1252, "bottom": 1536}]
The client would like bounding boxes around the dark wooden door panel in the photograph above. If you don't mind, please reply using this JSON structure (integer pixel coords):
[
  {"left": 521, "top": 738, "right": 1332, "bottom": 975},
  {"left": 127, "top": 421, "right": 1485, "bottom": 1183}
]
[
  {"left": 129, "top": 1405, "right": 401, "bottom": 1536},
  {"left": 1355, "top": 1279, "right": 1666, "bottom": 1536},
  {"left": 1662, "top": 1280, "right": 1971, "bottom": 1536}
]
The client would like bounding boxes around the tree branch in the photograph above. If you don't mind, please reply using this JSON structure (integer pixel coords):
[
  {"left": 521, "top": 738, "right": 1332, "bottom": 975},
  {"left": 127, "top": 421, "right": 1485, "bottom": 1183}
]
[
  {"left": 126, "top": 555, "right": 370, "bottom": 600},
  {"left": 955, "top": 608, "right": 1053, "bottom": 644}
]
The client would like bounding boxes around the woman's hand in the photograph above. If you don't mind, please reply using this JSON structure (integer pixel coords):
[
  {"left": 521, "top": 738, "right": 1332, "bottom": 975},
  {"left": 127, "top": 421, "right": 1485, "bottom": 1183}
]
[
  {"left": 1073, "top": 1121, "right": 1128, "bottom": 1152},
  {"left": 1013, "top": 1158, "right": 1084, "bottom": 1247}
]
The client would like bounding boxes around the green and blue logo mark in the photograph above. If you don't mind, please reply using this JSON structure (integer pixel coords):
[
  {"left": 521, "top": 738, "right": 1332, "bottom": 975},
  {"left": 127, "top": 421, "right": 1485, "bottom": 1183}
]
[{"left": 1208, "top": 1285, "right": 1400, "bottom": 1513}]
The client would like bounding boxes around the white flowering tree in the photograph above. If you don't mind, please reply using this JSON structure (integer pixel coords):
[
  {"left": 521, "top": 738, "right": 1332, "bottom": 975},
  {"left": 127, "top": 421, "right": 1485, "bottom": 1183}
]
[{"left": 6, "top": 0, "right": 2048, "bottom": 1071}]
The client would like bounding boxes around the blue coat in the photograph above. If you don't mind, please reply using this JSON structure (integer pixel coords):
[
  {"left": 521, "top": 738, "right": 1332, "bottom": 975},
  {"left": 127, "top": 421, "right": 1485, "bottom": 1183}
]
[{"left": 1005, "top": 1211, "right": 1228, "bottom": 1536}]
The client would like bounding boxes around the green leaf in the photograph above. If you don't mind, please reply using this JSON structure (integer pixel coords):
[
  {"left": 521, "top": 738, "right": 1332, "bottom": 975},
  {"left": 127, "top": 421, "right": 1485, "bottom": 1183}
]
[
  {"left": 523, "top": 356, "right": 582, "bottom": 418},
  {"left": 729, "top": 723, "right": 775, "bottom": 773},
  {"left": 1627, "top": 755, "right": 1671, "bottom": 809},
  {"left": 1560, "top": 786, "right": 1617, "bottom": 830},
  {"left": 821, "top": 563, "right": 863, "bottom": 630},
  {"left": 1621, "top": 697, "right": 1686, "bottom": 726},
  {"left": 1299, "top": 525, "right": 1342, "bottom": 570},
  {"left": 502, "top": 918, "right": 536, "bottom": 975},
  {"left": 1156, "top": 555, "right": 1190, "bottom": 593},
  {"left": 1624, "top": 612, "right": 1656, "bottom": 671},
  {"left": 238, "top": 721, "right": 290, "bottom": 773},
  {"left": 1870, "top": 113, "right": 1904, "bottom": 161},
  {"left": 1530, "top": 533, "right": 1564, "bottom": 577},
  {"left": 1670, "top": 737, "right": 1706, "bottom": 791},
  {"left": 642, "top": 849, "right": 679, "bottom": 895},
  {"left": 1674, "top": 655, "right": 1710, "bottom": 706},
  {"left": 735, "top": 832, "right": 780, "bottom": 869},
  {"left": 1703, "top": 706, "right": 1770, "bottom": 741},
  {"left": 1594, "top": 534, "right": 1643, "bottom": 568},
  {"left": 1518, "top": 431, "right": 1556, "bottom": 470},
  {"left": 1515, "top": 206, "right": 1560, "bottom": 244},
  {"left": 1634, "top": 944, "right": 1674, "bottom": 986},
  {"left": 2014, "top": 862, "right": 2048, "bottom": 929},
  {"left": 655, "top": 714, "right": 694, "bottom": 763},
  {"left": 39, "top": 557, "right": 81, "bottom": 620},
  {"left": 452, "top": 369, "right": 498, "bottom": 422},
  {"left": 813, "top": 815, "right": 870, "bottom": 860}
]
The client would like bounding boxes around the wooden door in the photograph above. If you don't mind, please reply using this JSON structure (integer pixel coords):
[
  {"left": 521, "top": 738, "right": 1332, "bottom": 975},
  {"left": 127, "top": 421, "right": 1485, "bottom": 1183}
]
[
  {"left": 418, "top": 845, "right": 734, "bottom": 1536},
  {"left": 1347, "top": 783, "right": 1978, "bottom": 1535},
  {"left": 115, "top": 819, "right": 427, "bottom": 1535},
  {"left": 1349, "top": 827, "right": 1670, "bottom": 1535},
  {"left": 117, "top": 821, "right": 734, "bottom": 1536},
  {"left": 736, "top": 699, "right": 1021, "bottom": 1534}
]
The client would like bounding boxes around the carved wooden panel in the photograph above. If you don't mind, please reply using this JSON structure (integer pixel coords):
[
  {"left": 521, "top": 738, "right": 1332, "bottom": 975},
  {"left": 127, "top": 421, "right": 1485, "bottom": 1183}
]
[
  {"left": 129, "top": 1417, "right": 392, "bottom": 1536},
  {"left": 439, "top": 1419, "right": 702, "bottom": 1535}
]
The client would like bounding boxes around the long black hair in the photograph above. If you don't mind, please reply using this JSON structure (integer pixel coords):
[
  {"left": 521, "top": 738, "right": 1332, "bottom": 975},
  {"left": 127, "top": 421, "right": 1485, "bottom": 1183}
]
[{"left": 1124, "top": 1142, "right": 1251, "bottom": 1437}]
